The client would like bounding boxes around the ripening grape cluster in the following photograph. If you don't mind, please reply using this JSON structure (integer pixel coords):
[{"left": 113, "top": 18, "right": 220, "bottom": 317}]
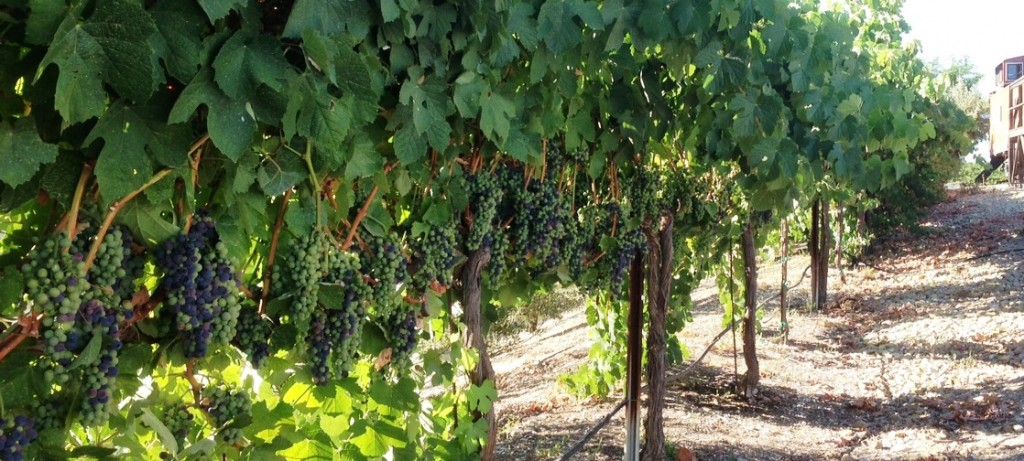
[
  {"left": 155, "top": 214, "right": 241, "bottom": 358},
  {"left": 276, "top": 231, "right": 328, "bottom": 343},
  {"left": 382, "top": 305, "right": 418, "bottom": 367},
  {"left": 0, "top": 415, "right": 38, "bottom": 461},
  {"left": 465, "top": 172, "right": 503, "bottom": 252},
  {"left": 626, "top": 164, "right": 661, "bottom": 222},
  {"left": 411, "top": 224, "right": 459, "bottom": 292},
  {"left": 22, "top": 233, "right": 85, "bottom": 385},
  {"left": 232, "top": 303, "right": 272, "bottom": 369},
  {"left": 611, "top": 228, "right": 648, "bottom": 297},
  {"left": 361, "top": 234, "right": 408, "bottom": 319},
  {"left": 494, "top": 165, "right": 581, "bottom": 273},
  {"left": 205, "top": 387, "right": 251, "bottom": 445},
  {"left": 322, "top": 251, "right": 371, "bottom": 381},
  {"left": 162, "top": 404, "right": 194, "bottom": 447}
]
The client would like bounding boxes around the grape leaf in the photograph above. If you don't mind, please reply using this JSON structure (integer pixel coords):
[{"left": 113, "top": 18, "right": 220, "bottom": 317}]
[
  {"left": 85, "top": 104, "right": 157, "bottom": 205},
  {"left": 213, "top": 32, "right": 288, "bottom": 99},
  {"left": 283, "top": 0, "right": 371, "bottom": 39},
  {"left": 0, "top": 119, "right": 59, "bottom": 187},
  {"left": 283, "top": 74, "right": 351, "bottom": 155},
  {"left": 257, "top": 152, "right": 305, "bottom": 197},
  {"left": 151, "top": 0, "right": 206, "bottom": 82},
  {"left": 0, "top": 266, "right": 23, "bottom": 318},
  {"left": 169, "top": 70, "right": 256, "bottom": 161},
  {"left": 479, "top": 91, "right": 514, "bottom": 142},
  {"left": 38, "top": 0, "right": 158, "bottom": 123},
  {"left": 196, "top": 0, "right": 244, "bottom": 21},
  {"left": 25, "top": 0, "right": 67, "bottom": 45}
]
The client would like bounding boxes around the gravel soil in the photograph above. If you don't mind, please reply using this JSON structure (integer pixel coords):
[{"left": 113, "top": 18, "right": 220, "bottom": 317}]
[{"left": 492, "top": 185, "right": 1024, "bottom": 461}]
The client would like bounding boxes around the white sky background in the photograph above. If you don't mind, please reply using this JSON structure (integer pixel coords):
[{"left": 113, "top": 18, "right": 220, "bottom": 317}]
[{"left": 901, "top": 0, "right": 1024, "bottom": 158}]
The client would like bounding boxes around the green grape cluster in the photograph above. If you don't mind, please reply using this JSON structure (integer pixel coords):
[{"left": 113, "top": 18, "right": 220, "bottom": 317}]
[
  {"left": 278, "top": 231, "right": 328, "bottom": 343},
  {"left": 361, "top": 234, "right": 408, "bottom": 319},
  {"left": 411, "top": 224, "right": 459, "bottom": 292},
  {"left": 205, "top": 387, "right": 251, "bottom": 445},
  {"left": 31, "top": 400, "right": 65, "bottom": 432},
  {"left": 162, "top": 404, "right": 194, "bottom": 447},
  {"left": 22, "top": 233, "right": 86, "bottom": 385},
  {"left": 232, "top": 302, "right": 273, "bottom": 369}
]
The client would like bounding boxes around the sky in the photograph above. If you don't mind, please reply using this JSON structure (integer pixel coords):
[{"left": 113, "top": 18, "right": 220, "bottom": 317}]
[
  {"left": 900, "top": 0, "right": 1024, "bottom": 158},
  {"left": 902, "top": 0, "right": 1024, "bottom": 96}
]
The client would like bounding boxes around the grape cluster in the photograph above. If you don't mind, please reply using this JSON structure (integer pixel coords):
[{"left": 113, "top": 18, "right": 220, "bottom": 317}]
[
  {"left": 31, "top": 400, "right": 65, "bottom": 432},
  {"left": 465, "top": 172, "right": 503, "bottom": 252},
  {"left": 73, "top": 293, "right": 126, "bottom": 427},
  {"left": 382, "top": 305, "right": 418, "bottom": 368},
  {"left": 162, "top": 405, "right": 194, "bottom": 447},
  {"left": 496, "top": 165, "right": 576, "bottom": 270},
  {"left": 626, "top": 164, "right": 660, "bottom": 222},
  {"left": 205, "top": 387, "right": 251, "bottom": 445},
  {"left": 611, "top": 229, "right": 647, "bottom": 298},
  {"left": 0, "top": 415, "right": 38, "bottom": 461},
  {"left": 319, "top": 251, "right": 371, "bottom": 381},
  {"left": 155, "top": 214, "right": 241, "bottom": 358},
  {"left": 411, "top": 224, "right": 459, "bottom": 292},
  {"left": 307, "top": 310, "right": 332, "bottom": 385},
  {"left": 22, "top": 233, "right": 86, "bottom": 385},
  {"left": 276, "top": 231, "right": 328, "bottom": 343},
  {"left": 484, "top": 230, "right": 509, "bottom": 289},
  {"left": 361, "top": 234, "right": 408, "bottom": 319},
  {"left": 232, "top": 304, "right": 272, "bottom": 369}
]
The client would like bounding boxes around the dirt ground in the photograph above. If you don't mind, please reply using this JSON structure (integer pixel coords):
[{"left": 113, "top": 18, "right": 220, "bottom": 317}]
[{"left": 492, "top": 185, "right": 1024, "bottom": 461}]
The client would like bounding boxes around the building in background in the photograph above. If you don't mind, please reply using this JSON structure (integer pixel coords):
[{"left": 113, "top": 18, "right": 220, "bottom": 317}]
[{"left": 988, "top": 55, "right": 1024, "bottom": 185}]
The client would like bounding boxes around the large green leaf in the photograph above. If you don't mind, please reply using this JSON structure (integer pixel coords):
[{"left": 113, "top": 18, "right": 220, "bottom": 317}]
[
  {"left": 85, "top": 104, "right": 158, "bottom": 205},
  {"left": 38, "top": 0, "right": 158, "bottom": 123},
  {"left": 0, "top": 119, "right": 59, "bottom": 187},
  {"left": 213, "top": 32, "right": 289, "bottom": 99},
  {"left": 169, "top": 70, "right": 256, "bottom": 161}
]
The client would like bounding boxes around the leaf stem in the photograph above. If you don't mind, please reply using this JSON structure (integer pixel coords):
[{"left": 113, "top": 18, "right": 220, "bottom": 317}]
[
  {"left": 261, "top": 190, "right": 292, "bottom": 313},
  {"left": 342, "top": 185, "right": 377, "bottom": 250},
  {"left": 64, "top": 163, "right": 94, "bottom": 238},
  {"left": 84, "top": 169, "right": 175, "bottom": 272}
]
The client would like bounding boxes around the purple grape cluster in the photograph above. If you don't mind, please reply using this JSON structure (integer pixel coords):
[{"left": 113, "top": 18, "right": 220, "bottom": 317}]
[
  {"left": 0, "top": 415, "right": 38, "bottom": 461},
  {"left": 611, "top": 228, "right": 647, "bottom": 298},
  {"left": 465, "top": 172, "right": 503, "bottom": 252},
  {"left": 320, "top": 251, "right": 371, "bottom": 382},
  {"left": 383, "top": 306, "right": 418, "bottom": 367},
  {"left": 307, "top": 311, "right": 332, "bottom": 385},
  {"left": 495, "top": 165, "right": 577, "bottom": 270},
  {"left": 155, "top": 214, "right": 241, "bottom": 358}
]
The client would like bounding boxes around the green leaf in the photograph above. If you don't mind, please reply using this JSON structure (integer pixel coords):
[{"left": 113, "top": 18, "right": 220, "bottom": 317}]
[
  {"left": 258, "top": 152, "right": 305, "bottom": 197},
  {"left": 0, "top": 266, "right": 23, "bottom": 317},
  {"left": 169, "top": 70, "right": 256, "bottom": 161},
  {"left": 151, "top": 0, "right": 206, "bottom": 82},
  {"left": 479, "top": 91, "right": 514, "bottom": 142},
  {"left": 399, "top": 78, "right": 452, "bottom": 152},
  {"left": 196, "top": 0, "right": 244, "bottom": 21},
  {"left": 38, "top": 0, "right": 158, "bottom": 122},
  {"left": 277, "top": 438, "right": 334, "bottom": 460},
  {"left": 467, "top": 380, "right": 497, "bottom": 413},
  {"left": 70, "top": 333, "right": 103, "bottom": 370},
  {"left": 393, "top": 124, "right": 427, "bottom": 166},
  {"left": 0, "top": 119, "right": 59, "bottom": 187},
  {"left": 85, "top": 104, "right": 156, "bottom": 205},
  {"left": 119, "top": 201, "right": 180, "bottom": 245},
  {"left": 380, "top": 0, "right": 400, "bottom": 22},
  {"left": 213, "top": 32, "right": 289, "bottom": 99},
  {"left": 283, "top": 0, "right": 371, "bottom": 39},
  {"left": 344, "top": 136, "right": 382, "bottom": 180},
  {"left": 25, "top": 0, "right": 67, "bottom": 45},
  {"left": 350, "top": 421, "right": 406, "bottom": 457},
  {"left": 837, "top": 94, "right": 863, "bottom": 118},
  {"left": 537, "top": 0, "right": 582, "bottom": 54},
  {"left": 283, "top": 74, "right": 351, "bottom": 154}
]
